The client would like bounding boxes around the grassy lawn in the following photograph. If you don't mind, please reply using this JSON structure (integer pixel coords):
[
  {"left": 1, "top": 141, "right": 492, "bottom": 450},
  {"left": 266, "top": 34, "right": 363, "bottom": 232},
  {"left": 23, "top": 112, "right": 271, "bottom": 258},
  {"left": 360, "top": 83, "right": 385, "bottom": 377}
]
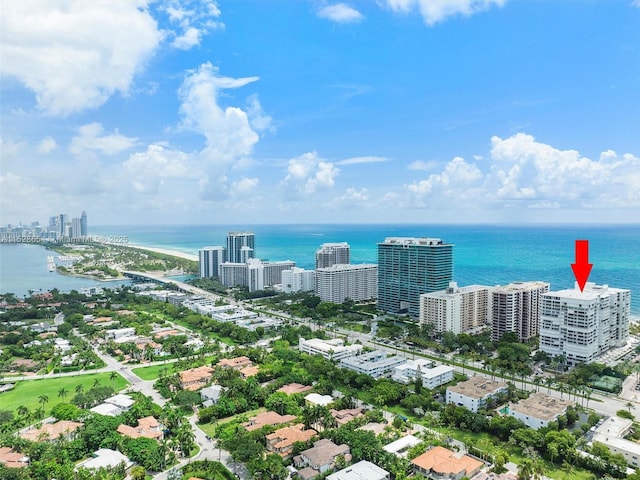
[
  {"left": 132, "top": 363, "right": 180, "bottom": 381},
  {"left": 198, "top": 407, "right": 267, "bottom": 437},
  {"left": 1, "top": 372, "right": 128, "bottom": 416}
]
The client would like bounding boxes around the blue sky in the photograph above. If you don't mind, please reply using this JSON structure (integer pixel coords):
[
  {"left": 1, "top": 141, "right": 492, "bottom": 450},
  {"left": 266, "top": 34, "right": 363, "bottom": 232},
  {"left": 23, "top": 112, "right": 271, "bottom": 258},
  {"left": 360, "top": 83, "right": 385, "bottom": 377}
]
[{"left": 1, "top": 0, "right": 639, "bottom": 225}]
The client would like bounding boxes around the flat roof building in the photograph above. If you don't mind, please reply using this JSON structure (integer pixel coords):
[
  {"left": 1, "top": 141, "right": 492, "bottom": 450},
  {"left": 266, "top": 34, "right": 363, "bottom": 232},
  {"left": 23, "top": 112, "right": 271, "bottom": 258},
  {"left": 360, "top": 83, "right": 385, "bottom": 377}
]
[
  {"left": 591, "top": 416, "right": 640, "bottom": 468},
  {"left": 393, "top": 361, "right": 455, "bottom": 389},
  {"left": 316, "top": 242, "right": 350, "bottom": 269},
  {"left": 446, "top": 377, "right": 508, "bottom": 413},
  {"left": 383, "top": 435, "right": 423, "bottom": 457},
  {"left": 378, "top": 237, "right": 453, "bottom": 318},
  {"left": 339, "top": 350, "right": 406, "bottom": 379},
  {"left": 327, "top": 460, "right": 390, "bottom": 480},
  {"left": 540, "top": 282, "right": 631, "bottom": 365},
  {"left": 420, "top": 283, "right": 491, "bottom": 335},
  {"left": 315, "top": 263, "right": 377, "bottom": 304},
  {"left": 491, "top": 281, "right": 549, "bottom": 342},
  {"left": 199, "top": 246, "right": 226, "bottom": 278},
  {"left": 299, "top": 337, "right": 362, "bottom": 361},
  {"left": 507, "top": 393, "right": 574, "bottom": 429}
]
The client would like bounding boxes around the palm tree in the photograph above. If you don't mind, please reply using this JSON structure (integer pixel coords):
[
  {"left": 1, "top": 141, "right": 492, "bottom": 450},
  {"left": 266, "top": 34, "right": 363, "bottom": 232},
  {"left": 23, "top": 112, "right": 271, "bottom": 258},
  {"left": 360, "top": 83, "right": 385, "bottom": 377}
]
[
  {"left": 92, "top": 378, "right": 100, "bottom": 388},
  {"left": 533, "top": 376, "right": 542, "bottom": 392},
  {"left": 518, "top": 458, "right": 534, "bottom": 480},
  {"left": 109, "top": 371, "right": 118, "bottom": 386},
  {"left": 75, "top": 383, "right": 84, "bottom": 395},
  {"left": 545, "top": 377, "right": 554, "bottom": 394},
  {"left": 176, "top": 422, "right": 196, "bottom": 457},
  {"left": 130, "top": 465, "right": 146, "bottom": 480},
  {"left": 38, "top": 394, "right": 49, "bottom": 412},
  {"left": 58, "top": 387, "right": 68, "bottom": 400}
]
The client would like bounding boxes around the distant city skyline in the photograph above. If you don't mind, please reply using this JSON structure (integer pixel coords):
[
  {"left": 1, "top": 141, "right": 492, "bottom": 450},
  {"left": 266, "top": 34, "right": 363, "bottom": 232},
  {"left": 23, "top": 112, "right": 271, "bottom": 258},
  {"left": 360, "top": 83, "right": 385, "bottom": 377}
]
[{"left": 1, "top": 1, "right": 639, "bottom": 225}]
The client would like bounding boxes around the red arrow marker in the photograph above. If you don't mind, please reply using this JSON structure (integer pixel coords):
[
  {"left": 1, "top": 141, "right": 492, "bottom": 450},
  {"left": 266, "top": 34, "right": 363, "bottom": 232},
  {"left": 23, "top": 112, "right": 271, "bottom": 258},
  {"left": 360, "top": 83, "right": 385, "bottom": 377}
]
[{"left": 571, "top": 240, "right": 593, "bottom": 292}]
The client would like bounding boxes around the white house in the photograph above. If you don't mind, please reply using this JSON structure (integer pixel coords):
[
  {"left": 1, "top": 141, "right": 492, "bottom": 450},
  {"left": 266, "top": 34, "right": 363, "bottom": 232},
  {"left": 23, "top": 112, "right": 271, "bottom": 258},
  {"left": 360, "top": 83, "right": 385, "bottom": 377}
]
[
  {"left": 327, "top": 460, "right": 390, "bottom": 480},
  {"left": 446, "top": 377, "right": 508, "bottom": 413},
  {"left": 507, "top": 393, "right": 574, "bottom": 429},
  {"left": 339, "top": 350, "right": 406, "bottom": 379}
]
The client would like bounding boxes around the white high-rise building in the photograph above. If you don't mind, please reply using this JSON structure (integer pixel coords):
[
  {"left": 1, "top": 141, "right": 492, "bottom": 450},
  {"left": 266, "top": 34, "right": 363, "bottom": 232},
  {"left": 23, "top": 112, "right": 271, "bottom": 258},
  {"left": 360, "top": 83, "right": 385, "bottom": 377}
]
[
  {"left": 282, "top": 267, "right": 315, "bottom": 293},
  {"left": 226, "top": 232, "right": 255, "bottom": 263},
  {"left": 491, "top": 281, "right": 550, "bottom": 342},
  {"left": 199, "top": 246, "right": 226, "bottom": 278},
  {"left": 420, "top": 282, "right": 491, "bottom": 335},
  {"left": 315, "top": 263, "right": 377, "bottom": 304},
  {"left": 220, "top": 262, "right": 248, "bottom": 288},
  {"left": 71, "top": 217, "right": 82, "bottom": 239},
  {"left": 221, "top": 259, "right": 296, "bottom": 292},
  {"left": 539, "top": 282, "right": 630, "bottom": 365},
  {"left": 315, "top": 242, "right": 350, "bottom": 268}
]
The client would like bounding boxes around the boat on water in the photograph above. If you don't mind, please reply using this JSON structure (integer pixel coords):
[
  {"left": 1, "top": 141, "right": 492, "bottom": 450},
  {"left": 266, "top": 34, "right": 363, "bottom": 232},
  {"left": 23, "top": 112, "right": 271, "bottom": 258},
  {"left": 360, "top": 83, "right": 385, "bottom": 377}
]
[{"left": 47, "top": 256, "right": 56, "bottom": 272}]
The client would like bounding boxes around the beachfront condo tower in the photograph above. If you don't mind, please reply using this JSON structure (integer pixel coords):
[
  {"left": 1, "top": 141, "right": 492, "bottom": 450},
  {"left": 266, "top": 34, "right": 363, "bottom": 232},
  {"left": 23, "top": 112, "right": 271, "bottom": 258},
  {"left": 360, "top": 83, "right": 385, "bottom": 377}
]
[
  {"left": 199, "top": 246, "right": 226, "bottom": 278},
  {"left": 226, "top": 232, "right": 255, "bottom": 263},
  {"left": 315, "top": 242, "right": 350, "bottom": 268},
  {"left": 377, "top": 237, "right": 453, "bottom": 318},
  {"left": 491, "top": 281, "right": 550, "bottom": 342},
  {"left": 539, "top": 282, "right": 630, "bottom": 365}
]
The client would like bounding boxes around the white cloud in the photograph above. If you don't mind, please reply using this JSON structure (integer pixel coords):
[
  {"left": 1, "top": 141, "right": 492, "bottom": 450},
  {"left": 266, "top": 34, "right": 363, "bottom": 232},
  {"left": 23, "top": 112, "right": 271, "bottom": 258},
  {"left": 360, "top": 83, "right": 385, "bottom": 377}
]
[
  {"left": 318, "top": 3, "right": 364, "bottom": 23},
  {"left": 173, "top": 27, "right": 202, "bottom": 50},
  {"left": 328, "top": 187, "right": 370, "bottom": 207},
  {"left": 177, "top": 62, "right": 263, "bottom": 200},
  {"left": 0, "top": 1, "right": 162, "bottom": 116},
  {"left": 407, "top": 156, "right": 483, "bottom": 207},
  {"left": 230, "top": 177, "right": 259, "bottom": 196},
  {"left": 384, "top": 0, "right": 506, "bottom": 26},
  {"left": 337, "top": 156, "right": 388, "bottom": 165},
  {"left": 123, "top": 144, "right": 200, "bottom": 194},
  {"left": 632, "top": 0, "right": 640, "bottom": 9},
  {"left": 283, "top": 151, "right": 340, "bottom": 197},
  {"left": 407, "top": 160, "right": 438, "bottom": 171},
  {"left": 246, "top": 94, "right": 274, "bottom": 133},
  {"left": 69, "top": 123, "right": 138, "bottom": 156},
  {"left": 164, "top": 0, "right": 224, "bottom": 50},
  {"left": 402, "top": 133, "right": 640, "bottom": 212},
  {"left": 37, "top": 137, "right": 58, "bottom": 154}
]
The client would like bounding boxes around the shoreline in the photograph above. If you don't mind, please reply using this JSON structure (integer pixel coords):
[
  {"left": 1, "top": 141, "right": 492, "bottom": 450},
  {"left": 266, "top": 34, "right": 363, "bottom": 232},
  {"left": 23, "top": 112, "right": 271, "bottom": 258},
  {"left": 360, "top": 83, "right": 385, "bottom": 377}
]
[{"left": 123, "top": 243, "right": 198, "bottom": 262}]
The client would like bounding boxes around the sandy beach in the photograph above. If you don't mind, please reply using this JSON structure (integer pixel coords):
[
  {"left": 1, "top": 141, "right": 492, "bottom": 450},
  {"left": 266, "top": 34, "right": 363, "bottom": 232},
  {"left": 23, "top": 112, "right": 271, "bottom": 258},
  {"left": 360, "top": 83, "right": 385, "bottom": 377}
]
[{"left": 126, "top": 244, "right": 198, "bottom": 262}]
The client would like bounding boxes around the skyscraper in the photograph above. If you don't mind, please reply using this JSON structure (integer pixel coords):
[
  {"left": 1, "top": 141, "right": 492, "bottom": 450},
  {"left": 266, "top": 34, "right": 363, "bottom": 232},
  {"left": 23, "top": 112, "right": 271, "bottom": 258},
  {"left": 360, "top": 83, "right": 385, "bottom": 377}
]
[
  {"left": 80, "top": 211, "right": 88, "bottom": 237},
  {"left": 420, "top": 282, "right": 491, "bottom": 335},
  {"left": 71, "top": 217, "right": 82, "bottom": 239},
  {"left": 199, "top": 246, "right": 226, "bottom": 278},
  {"left": 377, "top": 237, "right": 453, "bottom": 318},
  {"left": 315, "top": 263, "right": 377, "bottom": 304},
  {"left": 539, "top": 282, "right": 630, "bottom": 365},
  {"left": 226, "top": 232, "right": 255, "bottom": 263},
  {"left": 315, "top": 242, "right": 350, "bottom": 268},
  {"left": 491, "top": 281, "right": 549, "bottom": 342}
]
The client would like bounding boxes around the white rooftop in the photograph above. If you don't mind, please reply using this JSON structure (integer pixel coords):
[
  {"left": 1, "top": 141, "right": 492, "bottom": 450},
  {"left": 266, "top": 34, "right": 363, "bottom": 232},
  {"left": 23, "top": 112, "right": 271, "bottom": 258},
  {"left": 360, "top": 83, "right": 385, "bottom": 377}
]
[
  {"left": 305, "top": 393, "right": 334, "bottom": 406},
  {"left": 104, "top": 394, "right": 135, "bottom": 409},
  {"left": 383, "top": 435, "right": 422, "bottom": 455},
  {"left": 545, "top": 282, "right": 629, "bottom": 301},
  {"left": 327, "top": 460, "right": 390, "bottom": 480},
  {"left": 89, "top": 403, "right": 121, "bottom": 417},
  {"left": 76, "top": 448, "right": 132, "bottom": 471}
]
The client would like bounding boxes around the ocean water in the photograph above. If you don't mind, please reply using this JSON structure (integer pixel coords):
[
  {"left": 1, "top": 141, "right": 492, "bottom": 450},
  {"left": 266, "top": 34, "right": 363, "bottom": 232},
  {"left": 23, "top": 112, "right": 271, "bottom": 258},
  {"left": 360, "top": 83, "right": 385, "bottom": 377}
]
[
  {"left": 2, "top": 224, "right": 639, "bottom": 314},
  {"left": 0, "top": 243, "right": 130, "bottom": 297}
]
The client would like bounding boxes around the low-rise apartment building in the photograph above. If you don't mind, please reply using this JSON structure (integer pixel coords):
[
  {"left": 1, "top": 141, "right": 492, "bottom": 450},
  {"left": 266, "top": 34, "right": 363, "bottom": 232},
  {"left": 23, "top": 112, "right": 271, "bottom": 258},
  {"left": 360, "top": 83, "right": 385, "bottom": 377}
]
[
  {"left": 446, "top": 377, "right": 508, "bottom": 413},
  {"left": 339, "top": 350, "right": 406, "bottom": 379},
  {"left": 507, "top": 393, "right": 574, "bottom": 429},
  {"left": 299, "top": 337, "right": 362, "bottom": 361}
]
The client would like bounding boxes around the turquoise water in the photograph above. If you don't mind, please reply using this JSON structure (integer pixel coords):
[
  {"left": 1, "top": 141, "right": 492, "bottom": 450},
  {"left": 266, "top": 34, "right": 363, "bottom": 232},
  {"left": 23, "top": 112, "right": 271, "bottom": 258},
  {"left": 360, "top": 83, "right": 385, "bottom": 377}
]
[{"left": 2, "top": 224, "right": 639, "bottom": 313}]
